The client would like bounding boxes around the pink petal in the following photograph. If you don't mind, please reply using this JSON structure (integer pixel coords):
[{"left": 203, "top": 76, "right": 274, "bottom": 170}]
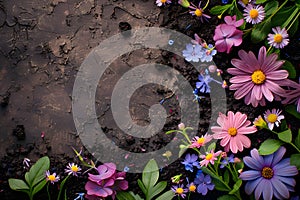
[
  {"left": 232, "top": 81, "right": 254, "bottom": 99},
  {"left": 215, "top": 39, "right": 228, "bottom": 53},
  {"left": 264, "top": 80, "right": 286, "bottom": 96},
  {"left": 261, "top": 85, "right": 274, "bottom": 102},
  {"left": 220, "top": 135, "right": 231, "bottom": 147},
  {"left": 252, "top": 85, "right": 263, "bottom": 100},
  {"left": 231, "top": 58, "right": 253, "bottom": 73},
  {"left": 257, "top": 46, "right": 266, "bottom": 67},
  {"left": 266, "top": 70, "right": 288, "bottom": 80},
  {"left": 230, "top": 75, "right": 251, "bottom": 83},
  {"left": 227, "top": 68, "right": 248, "bottom": 75}
]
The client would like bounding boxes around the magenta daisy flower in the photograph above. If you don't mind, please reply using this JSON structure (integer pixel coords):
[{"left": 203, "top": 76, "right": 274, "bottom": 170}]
[
  {"left": 199, "top": 150, "right": 222, "bottom": 167},
  {"left": 263, "top": 108, "right": 284, "bottom": 130},
  {"left": 228, "top": 46, "right": 289, "bottom": 107},
  {"left": 189, "top": 133, "right": 212, "bottom": 148},
  {"left": 243, "top": 4, "right": 265, "bottom": 24},
  {"left": 267, "top": 27, "right": 289, "bottom": 49},
  {"left": 211, "top": 111, "right": 257, "bottom": 153}
]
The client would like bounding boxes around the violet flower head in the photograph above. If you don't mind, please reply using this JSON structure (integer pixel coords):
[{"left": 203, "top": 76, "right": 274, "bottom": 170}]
[
  {"left": 282, "top": 78, "right": 300, "bottom": 112},
  {"left": 181, "top": 153, "right": 200, "bottom": 172},
  {"left": 85, "top": 179, "right": 114, "bottom": 199},
  {"left": 196, "top": 72, "right": 212, "bottom": 93},
  {"left": 189, "top": 1, "right": 211, "bottom": 23},
  {"left": 239, "top": 147, "right": 298, "bottom": 200},
  {"left": 267, "top": 27, "right": 289, "bottom": 49},
  {"left": 110, "top": 172, "right": 129, "bottom": 199},
  {"left": 182, "top": 43, "right": 203, "bottom": 62},
  {"left": 88, "top": 163, "right": 116, "bottom": 183},
  {"left": 227, "top": 46, "right": 289, "bottom": 107},
  {"left": 213, "top": 23, "right": 243, "bottom": 53},
  {"left": 171, "top": 184, "right": 188, "bottom": 198},
  {"left": 220, "top": 154, "right": 235, "bottom": 168},
  {"left": 211, "top": 111, "right": 257, "bottom": 153},
  {"left": 224, "top": 15, "right": 244, "bottom": 27},
  {"left": 243, "top": 4, "right": 265, "bottom": 24},
  {"left": 194, "top": 173, "right": 215, "bottom": 195}
]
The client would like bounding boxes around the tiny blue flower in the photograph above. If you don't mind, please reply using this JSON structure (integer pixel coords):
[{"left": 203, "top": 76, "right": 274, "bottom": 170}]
[
  {"left": 196, "top": 73, "right": 212, "bottom": 93},
  {"left": 123, "top": 166, "right": 130, "bottom": 172},
  {"left": 194, "top": 173, "right": 215, "bottom": 195},
  {"left": 168, "top": 40, "right": 174, "bottom": 45},
  {"left": 220, "top": 154, "right": 235, "bottom": 168},
  {"left": 181, "top": 154, "right": 200, "bottom": 172},
  {"left": 74, "top": 193, "right": 85, "bottom": 200},
  {"left": 196, "top": 169, "right": 203, "bottom": 178},
  {"left": 222, "top": 0, "right": 229, "bottom": 4},
  {"left": 182, "top": 44, "right": 203, "bottom": 62},
  {"left": 200, "top": 44, "right": 217, "bottom": 62}
]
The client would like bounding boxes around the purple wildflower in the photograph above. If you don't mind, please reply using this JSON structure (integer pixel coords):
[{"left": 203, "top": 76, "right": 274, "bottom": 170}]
[
  {"left": 243, "top": 4, "right": 265, "bottom": 24},
  {"left": 267, "top": 27, "right": 289, "bottom": 49},
  {"left": 85, "top": 179, "right": 114, "bottom": 198},
  {"left": 181, "top": 154, "right": 200, "bottom": 172},
  {"left": 156, "top": 0, "right": 172, "bottom": 7},
  {"left": 239, "top": 147, "right": 298, "bottom": 200},
  {"left": 88, "top": 163, "right": 116, "bottom": 183},
  {"left": 171, "top": 184, "right": 188, "bottom": 198},
  {"left": 182, "top": 43, "right": 203, "bottom": 62},
  {"left": 224, "top": 15, "right": 244, "bottom": 27},
  {"left": 194, "top": 173, "right": 215, "bottom": 195},
  {"left": 188, "top": 1, "right": 211, "bottom": 23},
  {"left": 220, "top": 154, "right": 235, "bottom": 168}
]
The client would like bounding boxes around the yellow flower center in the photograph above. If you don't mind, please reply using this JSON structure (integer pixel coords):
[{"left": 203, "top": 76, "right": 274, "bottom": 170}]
[
  {"left": 274, "top": 34, "right": 283, "bottom": 43},
  {"left": 71, "top": 165, "right": 78, "bottom": 172},
  {"left": 176, "top": 187, "right": 184, "bottom": 194},
  {"left": 48, "top": 175, "right": 56, "bottom": 181},
  {"left": 189, "top": 184, "right": 196, "bottom": 192},
  {"left": 261, "top": 167, "right": 274, "bottom": 179},
  {"left": 249, "top": 9, "right": 259, "bottom": 19},
  {"left": 251, "top": 70, "right": 266, "bottom": 85},
  {"left": 267, "top": 113, "right": 278, "bottom": 123},
  {"left": 197, "top": 137, "right": 205, "bottom": 145},
  {"left": 206, "top": 153, "right": 213, "bottom": 160},
  {"left": 228, "top": 127, "right": 237, "bottom": 136},
  {"left": 195, "top": 9, "right": 203, "bottom": 17}
]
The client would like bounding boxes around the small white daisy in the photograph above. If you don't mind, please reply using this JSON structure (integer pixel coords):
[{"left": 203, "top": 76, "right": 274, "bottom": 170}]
[
  {"left": 263, "top": 109, "right": 284, "bottom": 130},
  {"left": 267, "top": 27, "right": 289, "bottom": 49},
  {"left": 65, "top": 163, "right": 81, "bottom": 176},
  {"left": 243, "top": 4, "right": 265, "bottom": 24},
  {"left": 156, "top": 0, "right": 171, "bottom": 7}
]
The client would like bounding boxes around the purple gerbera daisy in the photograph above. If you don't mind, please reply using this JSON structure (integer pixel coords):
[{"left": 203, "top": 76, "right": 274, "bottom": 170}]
[
  {"left": 240, "top": 147, "right": 298, "bottom": 200},
  {"left": 227, "top": 46, "right": 289, "bottom": 107}
]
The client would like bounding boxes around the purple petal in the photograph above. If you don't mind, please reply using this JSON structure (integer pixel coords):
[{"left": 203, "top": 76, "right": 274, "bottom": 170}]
[
  {"left": 266, "top": 70, "right": 288, "bottom": 80},
  {"left": 85, "top": 181, "right": 113, "bottom": 197},
  {"left": 271, "top": 177, "right": 290, "bottom": 199},
  {"left": 239, "top": 170, "right": 261, "bottom": 180},
  {"left": 262, "top": 179, "right": 273, "bottom": 200},
  {"left": 244, "top": 178, "right": 262, "bottom": 195},
  {"left": 271, "top": 146, "right": 286, "bottom": 166}
]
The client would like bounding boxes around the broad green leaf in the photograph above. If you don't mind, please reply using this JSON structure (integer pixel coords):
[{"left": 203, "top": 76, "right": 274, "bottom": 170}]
[
  {"left": 116, "top": 191, "right": 137, "bottom": 200},
  {"left": 278, "top": 129, "right": 292, "bottom": 143},
  {"left": 207, "top": 142, "right": 216, "bottom": 152},
  {"left": 213, "top": 178, "right": 230, "bottom": 192},
  {"left": 288, "top": 15, "right": 299, "bottom": 37},
  {"left": 290, "top": 154, "right": 300, "bottom": 170},
  {"left": 258, "top": 139, "right": 283, "bottom": 155},
  {"left": 295, "top": 129, "right": 300, "bottom": 149},
  {"left": 32, "top": 179, "right": 47, "bottom": 197},
  {"left": 223, "top": 169, "right": 230, "bottom": 184},
  {"left": 138, "top": 179, "right": 147, "bottom": 195},
  {"left": 229, "top": 179, "right": 242, "bottom": 195},
  {"left": 264, "top": 1, "right": 278, "bottom": 16},
  {"left": 8, "top": 179, "right": 29, "bottom": 191},
  {"left": 272, "top": 6, "right": 296, "bottom": 27},
  {"left": 27, "top": 156, "right": 50, "bottom": 187},
  {"left": 210, "top": 4, "right": 232, "bottom": 15},
  {"left": 251, "top": 20, "right": 272, "bottom": 43},
  {"left": 218, "top": 194, "right": 239, "bottom": 200},
  {"left": 255, "top": 0, "right": 268, "bottom": 3},
  {"left": 148, "top": 181, "right": 167, "bottom": 200},
  {"left": 142, "top": 159, "right": 159, "bottom": 190},
  {"left": 282, "top": 60, "right": 297, "bottom": 79},
  {"left": 285, "top": 105, "right": 300, "bottom": 119},
  {"left": 156, "top": 190, "right": 174, "bottom": 200}
]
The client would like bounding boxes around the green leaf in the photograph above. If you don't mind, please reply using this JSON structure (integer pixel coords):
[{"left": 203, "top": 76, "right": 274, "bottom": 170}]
[
  {"left": 8, "top": 179, "right": 29, "bottom": 191},
  {"left": 290, "top": 154, "right": 300, "bottom": 170},
  {"left": 32, "top": 179, "right": 47, "bottom": 197},
  {"left": 156, "top": 190, "right": 174, "bottom": 200},
  {"left": 255, "top": 0, "right": 268, "bottom": 3},
  {"left": 272, "top": 6, "right": 296, "bottom": 27},
  {"left": 142, "top": 159, "right": 159, "bottom": 190},
  {"left": 207, "top": 142, "right": 216, "bottom": 152},
  {"left": 278, "top": 129, "right": 292, "bottom": 143},
  {"left": 210, "top": 4, "right": 232, "bottom": 15},
  {"left": 251, "top": 20, "right": 272, "bottom": 43},
  {"left": 288, "top": 15, "right": 299, "bottom": 37},
  {"left": 282, "top": 60, "right": 297, "bottom": 79},
  {"left": 285, "top": 105, "right": 300, "bottom": 119},
  {"left": 295, "top": 129, "right": 300, "bottom": 149},
  {"left": 218, "top": 194, "right": 239, "bottom": 200},
  {"left": 223, "top": 169, "right": 230, "bottom": 184},
  {"left": 148, "top": 181, "right": 167, "bottom": 200},
  {"left": 57, "top": 176, "right": 70, "bottom": 200},
  {"left": 258, "top": 139, "right": 283, "bottom": 155},
  {"left": 116, "top": 191, "right": 137, "bottom": 200},
  {"left": 26, "top": 156, "right": 50, "bottom": 187},
  {"left": 138, "top": 179, "right": 147, "bottom": 195},
  {"left": 213, "top": 178, "right": 231, "bottom": 192},
  {"left": 264, "top": 1, "right": 278, "bottom": 16},
  {"left": 229, "top": 179, "right": 242, "bottom": 195}
]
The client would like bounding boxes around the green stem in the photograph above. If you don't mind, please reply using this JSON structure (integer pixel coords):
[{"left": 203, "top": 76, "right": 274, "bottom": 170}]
[
  {"left": 289, "top": 142, "right": 300, "bottom": 153},
  {"left": 47, "top": 182, "right": 51, "bottom": 200},
  {"left": 286, "top": 9, "right": 300, "bottom": 31},
  {"left": 57, "top": 175, "right": 70, "bottom": 200},
  {"left": 203, "top": 0, "right": 210, "bottom": 10}
]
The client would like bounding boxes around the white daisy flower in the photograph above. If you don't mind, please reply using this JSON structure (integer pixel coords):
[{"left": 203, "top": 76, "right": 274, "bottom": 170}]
[
  {"left": 267, "top": 27, "right": 289, "bottom": 49},
  {"left": 243, "top": 4, "right": 265, "bottom": 24},
  {"left": 263, "top": 109, "right": 284, "bottom": 130}
]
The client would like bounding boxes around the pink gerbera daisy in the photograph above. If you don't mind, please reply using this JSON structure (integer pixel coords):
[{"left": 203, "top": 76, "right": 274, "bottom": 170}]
[
  {"left": 200, "top": 150, "right": 222, "bottom": 167},
  {"left": 190, "top": 133, "right": 212, "bottom": 148},
  {"left": 211, "top": 111, "right": 257, "bottom": 153},
  {"left": 227, "top": 46, "right": 289, "bottom": 107}
]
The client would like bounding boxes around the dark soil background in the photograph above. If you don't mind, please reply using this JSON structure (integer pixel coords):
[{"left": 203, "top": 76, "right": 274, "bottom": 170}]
[{"left": 0, "top": 0, "right": 299, "bottom": 199}]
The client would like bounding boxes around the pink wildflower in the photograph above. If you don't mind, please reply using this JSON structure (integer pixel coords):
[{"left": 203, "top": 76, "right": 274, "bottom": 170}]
[
  {"left": 227, "top": 46, "right": 289, "bottom": 107},
  {"left": 189, "top": 133, "right": 212, "bottom": 148},
  {"left": 211, "top": 111, "right": 257, "bottom": 153},
  {"left": 200, "top": 150, "right": 222, "bottom": 167}
]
